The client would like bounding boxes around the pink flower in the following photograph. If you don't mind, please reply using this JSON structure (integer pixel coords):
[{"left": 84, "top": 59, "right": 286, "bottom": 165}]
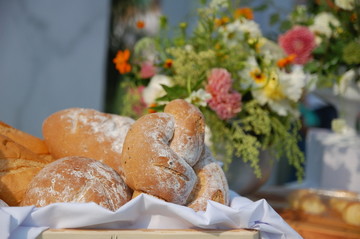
[
  {"left": 278, "top": 26, "right": 316, "bottom": 65},
  {"left": 206, "top": 68, "right": 242, "bottom": 120},
  {"left": 206, "top": 68, "right": 232, "bottom": 95},
  {"left": 130, "top": 86, "right": 147, "bottom": 115},
  {"left": 140, "top": 61, "right": 156, "bottom": 79},
  {"left": 208, "top": 91, "right": 242, "bottom": 120}
]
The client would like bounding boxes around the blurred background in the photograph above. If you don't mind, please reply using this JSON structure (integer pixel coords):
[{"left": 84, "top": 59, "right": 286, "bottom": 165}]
[
  {"left": 0, "top": 0, "right": 300, "bottom": 138},
  {"left": 0, "top": 0, "right": 337, "bottom": 187}
]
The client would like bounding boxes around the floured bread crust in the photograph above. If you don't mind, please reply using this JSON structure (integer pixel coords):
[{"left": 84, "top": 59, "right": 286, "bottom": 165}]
[
  {"left": 42, "top": 108, "right": 134, "bottom": 176},
  {"left": 164, "top": 99, "right": 205, "bottom": 167},
  {"left": 20, "top": 156, "right": 132, "bottom": 211},
  {"left": 121, "top": 112, "right": 197, "bottom": 205},
  {"left": 187, "top": 146, "right": 229, "bottom": 211}
]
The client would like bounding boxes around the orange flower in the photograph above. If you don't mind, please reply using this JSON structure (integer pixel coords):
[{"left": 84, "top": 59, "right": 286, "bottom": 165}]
[
  {"left": 234, "top": 8, "right": 253, "bottom": 20},
  {"left": 136, "top": 20, "right": 145, "bottom": 29},
  {"left": 277, "top": 54, "right": 296, "bottom": 68},
  {"left": 113, "top": 49, "right": 132, "bottom": 74},
  {"left": 215, "top": 17, "right": 230, "bottom": 26},
  {"left": 164, "top": 59, "right": 173, "bottom": 68},
  {"left": 148, "top": 103, "right": 157, "bottom": 113}
]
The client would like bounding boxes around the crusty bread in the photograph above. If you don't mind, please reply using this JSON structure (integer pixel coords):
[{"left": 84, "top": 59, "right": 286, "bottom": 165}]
[
  {"left": 120, "top": 112, "right": 197, "bottom": 205},
  {"left": 0, "top": 134, "right": 49, "bottom": 206},
  {"left": 342, "top": 202, "right": 360, "bottom": 226},
  {"left": 20, "top": 156, "right": 132, "bottom": 211},
  {"left": 0, "top": 121, "right": 49, "bottom": 155},
  {"left": 42, "top": 108, "right": 134, "bottom": 176},
  {"left": 164, "top": 99, "right": 205, "bottom": 167},
  {"left": 186, "top": 146, "right": 229, "bottom": 211}
]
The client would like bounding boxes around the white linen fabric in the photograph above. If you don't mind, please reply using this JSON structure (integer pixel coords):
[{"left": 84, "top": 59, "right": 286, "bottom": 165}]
[{"left": 0, "top": 191, "right": 302, "bottom": 239}]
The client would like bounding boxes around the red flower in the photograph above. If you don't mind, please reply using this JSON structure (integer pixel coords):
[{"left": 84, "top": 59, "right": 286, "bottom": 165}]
[
  {"left": 278, "top": 26, "right": 316, "bottom": 65},
  {"left": 206, "top": 68, "right": 242, "bottom": 120}
]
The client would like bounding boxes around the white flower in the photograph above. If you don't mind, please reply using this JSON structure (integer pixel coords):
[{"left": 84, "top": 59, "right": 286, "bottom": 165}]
[
  {"left": 238, "top": 56, "right": 260, "bottom": 89},
  {"left": 219, "top": 19, "right": 262, "bottom": 47},
  {"left": 142, "top": 75, "right": 173, "bottom": 105},
  {"left": 185, "top": 89, "right": 212, "bottom": 107},
  {"left": 335, "top": 0, "right": 355, "bottom": 10},
  {"left": 334, "top": 68, "right": 360, "bottom": 101},
  {"left": 209, "top": 0, "right": 228, "bottom": 10},
  {"left": 331, "top": 118, "right": 356, "bottom": 135},
  {"left": 278, "top": 66, "right": 306, "bottom": 102},
  {"left": 184, "top": 44, "right": 193, "bottom": 52},
  {"left": 251, "top": 68, "right": 305, "bottom": 116},
  {"left": 309, "top": 12, "right": 340, "bottom": 43}
]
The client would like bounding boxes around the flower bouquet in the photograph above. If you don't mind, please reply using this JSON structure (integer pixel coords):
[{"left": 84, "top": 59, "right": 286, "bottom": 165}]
[
  {"left": 113, "top": 0, "right": 307, "bottom": 179},
  {"left": 277, "top": 0, "right": 360, "bottom": 132}
]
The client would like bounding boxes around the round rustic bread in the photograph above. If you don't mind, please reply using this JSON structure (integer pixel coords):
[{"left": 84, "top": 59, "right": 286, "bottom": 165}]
[
  {"left": 42, "top": 108, "right": 134, "bottom": 176},
  {"left": 20, "top": 156, "right": 132, "bottom": 211},
  {"left": 186, "top": 146, "right": 229, "bottom": 211}
]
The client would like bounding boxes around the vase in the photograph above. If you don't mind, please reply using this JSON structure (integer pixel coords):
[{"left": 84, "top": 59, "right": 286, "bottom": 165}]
[
  {"left": 313, "top": 87, "right": 360, "bottom": 134},
  {"left": 225, "top": 150, "right": 274, "bottom": 196}
]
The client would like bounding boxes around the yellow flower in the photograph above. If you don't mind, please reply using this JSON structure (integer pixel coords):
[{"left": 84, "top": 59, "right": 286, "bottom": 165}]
[{"left": 263, "top": 73, "right": 285, "bottom": 101}]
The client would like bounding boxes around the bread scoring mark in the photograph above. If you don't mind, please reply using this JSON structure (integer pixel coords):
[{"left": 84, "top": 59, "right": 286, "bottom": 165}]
[
  {"left": 62, "top": 108, "right": 134, "bottom": 154},
  {"left": 154, "top": 164, "right": 189, "bottom": 182}
]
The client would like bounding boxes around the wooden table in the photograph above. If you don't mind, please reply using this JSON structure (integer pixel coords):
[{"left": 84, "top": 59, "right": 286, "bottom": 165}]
[{"left": 36, "top": 229, "right": 259, "bottom": 239}]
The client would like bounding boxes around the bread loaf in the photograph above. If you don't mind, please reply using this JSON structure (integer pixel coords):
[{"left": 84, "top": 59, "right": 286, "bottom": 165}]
[
  {"left": 20, "top": 156, "right": 132, "bottom": 211},
  {"left": 42, "top": 108, "right": 134, "bottom": 175},
  {"left": 186, "top": 146, "right": 229, "bottom": 211},
  {"left": 0, "top": 134, "right": 49, "bottom": 206},
  {"left": 0, "top": 121, "right": 49, "bottom": 155},
  {"left": 164, "top": 99, "right": 205, "bottom": 167},
  {"left": 121, "top": 112, "right": 197, "bottom": 205}
]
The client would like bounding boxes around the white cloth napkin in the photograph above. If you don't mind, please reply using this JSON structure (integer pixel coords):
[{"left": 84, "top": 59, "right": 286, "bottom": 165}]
[{"left": 0, "top": 191, "right": 302, "bottom": 239}]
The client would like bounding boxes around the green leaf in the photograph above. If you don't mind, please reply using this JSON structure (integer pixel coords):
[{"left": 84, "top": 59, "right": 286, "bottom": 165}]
[
  {"left": 253, "top": 3, "right": 268, "bottom": 12},
  {"left": 270, "top": 13, "right": 280, "bottom": 25}
]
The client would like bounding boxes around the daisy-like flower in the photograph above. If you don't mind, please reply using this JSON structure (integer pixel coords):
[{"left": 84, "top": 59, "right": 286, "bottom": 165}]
[
  {"left": 278, "top": 26, "right": 316, "bottom": 65},
  {"left": 142, "top": 74, "right": 173, "bottom": 106},
  {"left": 185, "top": 89, "right": 212, "bottom": 107},
  {"left": 113, "top": 49, "right": 132, "bottom": 74},
  {"left": 238, "top": 56, "right": 261, "bottom": 89},
  {"left": 252, "top": 67, "right": 305, "bottom": 116}
]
